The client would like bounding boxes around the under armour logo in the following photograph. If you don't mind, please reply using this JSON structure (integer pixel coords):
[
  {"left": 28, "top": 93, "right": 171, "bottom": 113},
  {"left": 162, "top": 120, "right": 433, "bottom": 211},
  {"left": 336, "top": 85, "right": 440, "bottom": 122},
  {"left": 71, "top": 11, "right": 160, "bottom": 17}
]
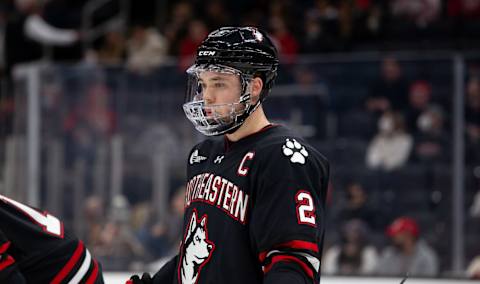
[{"left": 214, "top": 155, "right": 225, "bottom": 164}]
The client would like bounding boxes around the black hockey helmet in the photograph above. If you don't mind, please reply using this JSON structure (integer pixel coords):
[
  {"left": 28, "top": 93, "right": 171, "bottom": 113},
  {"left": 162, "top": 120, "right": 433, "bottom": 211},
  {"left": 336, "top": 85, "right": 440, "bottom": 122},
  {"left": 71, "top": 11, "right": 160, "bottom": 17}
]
[{"left": 183, "top": 27, "right": 279, "bottom": 136}]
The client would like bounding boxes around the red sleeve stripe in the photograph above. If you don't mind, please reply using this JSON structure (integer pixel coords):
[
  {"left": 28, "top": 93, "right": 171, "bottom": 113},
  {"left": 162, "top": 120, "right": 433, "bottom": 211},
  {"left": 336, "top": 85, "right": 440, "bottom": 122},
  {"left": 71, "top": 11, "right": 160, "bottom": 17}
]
[
  {"left": 0, "top": 241, "right": 11, "bottom": 254},
  {"left": 85, "top": 259, "right": 99, "bottom": 284},
  {"left": 263, "top": 254, "right": 314, "bottom": 279},
  {"left": 277, "top": 240, "right": 319, "bottom": 253},
  {"left": 259, "top": 240, "right": 319, "bottom": 263},
  {"left": 0, "top": 255, "right": 15, "bottom": 271},
  {"left": 51, "top": 241, "right": 85, "bottom": 284}
]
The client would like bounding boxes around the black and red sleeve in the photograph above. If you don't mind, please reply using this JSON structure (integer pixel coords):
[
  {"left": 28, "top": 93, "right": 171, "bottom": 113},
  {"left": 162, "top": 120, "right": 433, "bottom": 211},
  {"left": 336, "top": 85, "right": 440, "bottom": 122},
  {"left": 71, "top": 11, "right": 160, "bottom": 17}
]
[
  {"left": 126, "top": 255, "right": 178, "bottom": 284},
  {"left": 0, "top": 231, "right": 26, "bottom": 283},
  {"left": 250, "top": 142, "right": 329, "bottom": 284},
  {"left": 151, "top": 255, "right": 177, "bottom": 283}
]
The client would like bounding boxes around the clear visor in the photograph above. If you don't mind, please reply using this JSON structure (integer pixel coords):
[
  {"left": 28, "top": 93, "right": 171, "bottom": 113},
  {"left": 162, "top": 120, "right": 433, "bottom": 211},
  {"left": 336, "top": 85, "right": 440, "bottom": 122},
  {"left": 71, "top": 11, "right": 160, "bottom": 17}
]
[{"left": 183, "top": 64, "right": 253, "bottom": 135}]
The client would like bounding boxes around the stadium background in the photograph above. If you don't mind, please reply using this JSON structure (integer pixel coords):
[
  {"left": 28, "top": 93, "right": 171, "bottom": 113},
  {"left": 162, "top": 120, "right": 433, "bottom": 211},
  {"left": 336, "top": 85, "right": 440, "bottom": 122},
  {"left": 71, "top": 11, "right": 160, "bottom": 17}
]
[{"left": 0, "top": 0, "right": 480, "bottom": 282}]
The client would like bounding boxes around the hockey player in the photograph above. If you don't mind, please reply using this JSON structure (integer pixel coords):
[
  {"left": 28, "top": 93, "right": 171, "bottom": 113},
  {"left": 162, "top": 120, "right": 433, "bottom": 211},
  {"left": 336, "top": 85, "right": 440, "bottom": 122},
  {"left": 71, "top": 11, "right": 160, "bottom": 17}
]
[
  {"left": 128, "top": 26, "right": 329, "bottom": 284},
  {"left": 0, "top": 194, "right": 104, "bottom": 283}
]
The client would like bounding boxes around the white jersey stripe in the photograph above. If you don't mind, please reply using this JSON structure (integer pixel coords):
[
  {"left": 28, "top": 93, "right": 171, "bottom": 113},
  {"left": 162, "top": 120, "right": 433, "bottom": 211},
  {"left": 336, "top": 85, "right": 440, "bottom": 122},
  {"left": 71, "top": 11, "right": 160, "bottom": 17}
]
[
  {"left": 68, "top": 249, "right": 92, "bottom": 284},
  {"left": 294, "top": 252, "right": 320, "bottom": 272}
]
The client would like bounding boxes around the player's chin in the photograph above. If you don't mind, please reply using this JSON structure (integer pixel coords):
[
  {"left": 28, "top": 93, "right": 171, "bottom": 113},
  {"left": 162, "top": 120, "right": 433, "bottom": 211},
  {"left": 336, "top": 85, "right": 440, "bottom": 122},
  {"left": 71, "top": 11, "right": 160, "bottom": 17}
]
[{"left": 207, "top": 113, "right": 232, "bottom": 124}]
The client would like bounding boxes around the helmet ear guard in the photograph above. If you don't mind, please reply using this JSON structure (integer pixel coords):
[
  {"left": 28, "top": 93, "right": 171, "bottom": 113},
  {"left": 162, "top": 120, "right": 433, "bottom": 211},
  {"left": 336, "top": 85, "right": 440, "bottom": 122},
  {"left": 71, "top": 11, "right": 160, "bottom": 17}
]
[{"left": 183, "top": 27, "right": 279, "bottom": 136}]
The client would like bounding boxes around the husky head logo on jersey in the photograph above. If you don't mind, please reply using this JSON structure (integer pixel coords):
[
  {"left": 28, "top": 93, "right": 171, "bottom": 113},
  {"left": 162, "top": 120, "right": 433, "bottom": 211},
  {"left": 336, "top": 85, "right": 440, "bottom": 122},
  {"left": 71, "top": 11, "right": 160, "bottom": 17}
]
[
  {"left": 183, "top": 27, "right": 279, "bottom": 136},
  {"left": 179, "top": 210, "right": 215, "bottom": 284}
]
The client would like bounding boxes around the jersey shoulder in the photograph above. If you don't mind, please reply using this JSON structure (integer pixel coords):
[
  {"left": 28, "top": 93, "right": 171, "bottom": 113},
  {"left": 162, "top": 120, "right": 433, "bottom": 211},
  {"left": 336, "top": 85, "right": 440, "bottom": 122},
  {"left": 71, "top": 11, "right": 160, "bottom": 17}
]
[
  {"left": 255, "top": 125, "right": 329, "bottom": 168},
  {"left": 189, "top": 137, "right": 223, "bottom": 155},
  {"left": 0, "top": 194, "right": 69, "bottom": 244},
  {"left": 186, "top": 137, "right": 224, "bottom": 168}
]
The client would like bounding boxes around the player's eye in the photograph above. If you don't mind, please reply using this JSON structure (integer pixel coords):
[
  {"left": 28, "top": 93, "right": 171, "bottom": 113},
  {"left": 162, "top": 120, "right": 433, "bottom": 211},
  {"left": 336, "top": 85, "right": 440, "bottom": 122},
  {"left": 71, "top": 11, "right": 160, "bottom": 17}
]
[
  {"left": 197, "top": 83, "right": 204, "bottom": 94},
  {"left": 213, "top": 82, "right": 226, "bottom": 88}
]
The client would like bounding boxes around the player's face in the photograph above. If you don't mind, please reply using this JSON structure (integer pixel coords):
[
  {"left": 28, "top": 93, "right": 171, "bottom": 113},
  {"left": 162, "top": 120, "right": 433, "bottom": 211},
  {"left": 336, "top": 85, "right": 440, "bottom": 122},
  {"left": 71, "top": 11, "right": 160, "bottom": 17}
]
[{"left": 198, "top": 71, "right": 243, "bottom": 118}]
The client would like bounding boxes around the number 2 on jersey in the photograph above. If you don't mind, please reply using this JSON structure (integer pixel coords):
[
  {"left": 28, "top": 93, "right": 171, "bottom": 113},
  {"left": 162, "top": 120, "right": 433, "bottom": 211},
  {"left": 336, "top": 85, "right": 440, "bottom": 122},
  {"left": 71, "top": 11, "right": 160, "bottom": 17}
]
[
  {"left": 0, "top": 194, "right": 64, "bottom": 238},
  {"left": 295, "top": 190, "right": 316, "bottom": 227}
]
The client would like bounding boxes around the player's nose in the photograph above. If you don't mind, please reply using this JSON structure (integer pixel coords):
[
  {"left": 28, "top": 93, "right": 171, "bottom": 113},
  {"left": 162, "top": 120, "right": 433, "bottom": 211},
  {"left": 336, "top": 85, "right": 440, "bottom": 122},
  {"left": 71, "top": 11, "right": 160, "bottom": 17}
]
[
  {"left": 207, "top": 244, "right": 213, "bottom": 252},
  {"left": 203, "top": 89, "right": 215, "bottom": 105}
]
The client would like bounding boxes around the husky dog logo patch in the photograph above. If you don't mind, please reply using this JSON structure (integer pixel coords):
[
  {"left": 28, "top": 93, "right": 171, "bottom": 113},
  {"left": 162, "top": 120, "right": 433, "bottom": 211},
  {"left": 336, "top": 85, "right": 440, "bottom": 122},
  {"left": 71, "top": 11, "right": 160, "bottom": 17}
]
[{"left": 179, "top": 210, "right": 215, "bottom": 284}]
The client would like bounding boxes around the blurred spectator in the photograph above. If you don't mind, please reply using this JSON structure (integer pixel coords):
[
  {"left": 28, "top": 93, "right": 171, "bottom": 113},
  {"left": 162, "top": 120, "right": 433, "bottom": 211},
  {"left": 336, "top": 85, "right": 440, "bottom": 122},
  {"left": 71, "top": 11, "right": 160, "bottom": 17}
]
[
  {"left": 135, "top": 208, "right": 169, "bottom": 260},
  {"left": 390, "top": 0, "right": 441, "bottom": 29},
  {"left": 0, "top": 68, "right": 13, "bottom": 138},
  {"left": 323, "top": 219, "right": 379, "bottom": 275},
  {"left": 412, "top": 105, "right": 449, "bottom": 163},
  {"left": 136, "top": 186, "right": 185, "bottom": 259},
  {"left": 202, "top": 0, "right": 229, "bottom": 31},
  {"left": 178, "top": 19, "right": 208, "bottom": 70},
  {"left": 310, "top": 0, "right": 341, "bottom": 38},
  {"left": 405, "top": 80, "right": 433, "bottom": 132},
  {"left": 448, "top": 0, "right": 480, "bottom": 19},
  {"left": 95, "top": 30, "right": 126, "bottom": 65},
  {"left": 467, "top": 255, "right": 480, "bottom": 279},
  {"left": 467, "top": 77, "right": 480, "bottom": 139},
  {"left": 84, "top": 195, "right": 105, "bottom": 248},
  {"left": 40, "top": 81, "right": 63, "bottom": 126},
  {"left": 448, "top": 0, "right": 480, "bottom": 40},
  {"left": 164, "top": 1, "right": 193, "bottom": 56},
  {"left": 93, "top": 195, "right": 146, "bottom": 270},
  {"left": 0, "top": 6, "right": 6, "bottom": 71},
  {"left": 126, "top": 24, "right": 168, "bottom": 74},
  {"left": 471, "top": 187, "right": 480, "bottom": 218},
  {"left": 166, "top": 186, "right": 186, "bottom": 248},
  {"left": 63, "top": 81, "right": 116, "bottom": 191},
  {"left": 4, "top": 0, "right": 79, "bottom": 77},
  {"left": 270, "top": 15, "right": 299, "bottom": 62},
  {"left": 351, "top": 1, "right": 385, "bottom": 44},
  {"left": 376, "top": 217, "right": 439, "bottom": 277},
  {"left": 64, "top": 81, "right": 116, "bottom": 138},
  {"left": 301, "top": 0, "right": 341, "bottom": 53},
  {"left": 466, "top": 76, "right": 480, "bottom": 163},
  {"left": 366, "top": 57, "right": 408, "bottom": 114},
  {"left": 300, "top": 13, "right": 335, "bottom": 53},
  {"left": 336, "top": 182, "right": 380, "bottom": 230},
  {"left": 337, "top": 0, "right": 354, "bottom": 48},
  {"left": 366, "top": 111, "right": 413, "bottom": 171},
  {"left": 41, "top": 0, "right": 85, "bottom": 61}
]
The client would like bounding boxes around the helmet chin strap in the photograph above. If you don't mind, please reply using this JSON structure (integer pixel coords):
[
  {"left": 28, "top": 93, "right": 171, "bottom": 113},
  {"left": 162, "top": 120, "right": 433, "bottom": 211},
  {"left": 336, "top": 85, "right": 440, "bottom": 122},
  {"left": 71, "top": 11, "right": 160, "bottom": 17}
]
[{"left": 225, "top": 92, "right": 263, "bottom": 135}]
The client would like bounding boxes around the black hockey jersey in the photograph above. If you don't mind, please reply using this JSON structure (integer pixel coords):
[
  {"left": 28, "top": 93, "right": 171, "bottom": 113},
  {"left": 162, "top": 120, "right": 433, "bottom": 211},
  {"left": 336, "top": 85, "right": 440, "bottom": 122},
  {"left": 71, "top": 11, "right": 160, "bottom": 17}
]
[
  {"left": 167, "top": 125, "right": 329, "bottom": 284},
  {"left": 0, "top": 194, "right": 103, "bottom": 284}
]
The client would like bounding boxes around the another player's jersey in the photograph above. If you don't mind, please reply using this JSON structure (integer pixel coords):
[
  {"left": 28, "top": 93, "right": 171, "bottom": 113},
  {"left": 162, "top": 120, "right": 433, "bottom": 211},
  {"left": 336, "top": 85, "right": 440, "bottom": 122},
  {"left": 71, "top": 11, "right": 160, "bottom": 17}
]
[
  {"left": 0, "top": 194, "right": 103, "bottom": 283},
  {"left": 175, "top": 125, "right": 329, "bottom": 284}
]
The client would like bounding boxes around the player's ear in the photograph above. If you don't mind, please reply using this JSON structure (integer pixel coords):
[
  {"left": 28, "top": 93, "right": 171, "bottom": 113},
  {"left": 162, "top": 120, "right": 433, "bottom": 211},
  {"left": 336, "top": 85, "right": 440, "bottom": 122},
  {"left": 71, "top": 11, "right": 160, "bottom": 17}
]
[
  {"left": 250, "top": 77, "right": 263, "bottom": 104},
  {"left": 200, "top": 216, "right": 207, "bottom": 227}
]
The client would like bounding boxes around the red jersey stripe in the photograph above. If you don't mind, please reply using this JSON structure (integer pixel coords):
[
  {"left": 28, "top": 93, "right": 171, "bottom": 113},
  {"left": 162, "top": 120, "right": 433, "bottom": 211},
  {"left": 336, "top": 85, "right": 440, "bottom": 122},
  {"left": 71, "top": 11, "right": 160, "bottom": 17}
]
[
  {"left": 85, "top": 259, "right": 99, "bottom": 284},
  {"left": 50, "top": 241, "right": 85, "bottom": 284},
  {"left": 0, "top": 241, "right": 11, "bottom": 254},
  {"left": 276, "top": 240, "right": 319, "bottom": 253},
  {"left": 264, "top": 254, "right": 314, "bottom": 279},
  {"left": 0, "top": 255, "right": 15, "bottom": 270},
  {"left": 258, "top": 240, "right": 319, "bottom": 262}
]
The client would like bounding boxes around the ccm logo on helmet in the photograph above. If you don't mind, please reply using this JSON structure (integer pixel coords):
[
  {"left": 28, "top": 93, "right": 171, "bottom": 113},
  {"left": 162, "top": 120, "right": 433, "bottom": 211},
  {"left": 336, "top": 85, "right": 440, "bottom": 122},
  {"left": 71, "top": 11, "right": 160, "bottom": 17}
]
[{"left": 198, "top": 51, "right": 216, "bottom": 56}]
